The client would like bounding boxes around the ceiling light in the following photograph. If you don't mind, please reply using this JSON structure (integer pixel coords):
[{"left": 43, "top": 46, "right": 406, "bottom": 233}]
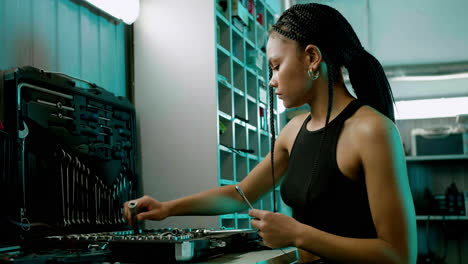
[{"left": 83, "top": 0, "right": 140, "bottom": 24}]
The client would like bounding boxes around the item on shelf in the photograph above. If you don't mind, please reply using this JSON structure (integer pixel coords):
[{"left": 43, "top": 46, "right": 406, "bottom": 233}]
[
  {"left": 247, "top": 0, "right": 255, "bottom": 15},
  {"left": 456, "top": 114, "right": 468, "bottom": 153},
  {"left": 233, "top": 17, "right": 245, "bottom": 32},
  {"left": 219, "top": 121, "right": 227, "bottom": 135},
  {"left": 465, "top": 191, "right": 468, "bottom": 216},
  {"left": 259, "top": 85, "right": 267, "bottom": 104},
  {"left": 217, "top": 0, "right": 228, "bottom": 12},
  {"left": 445, "top": 182, "right": 465, "bottom": 216},
  {"left": 256, "top": 13, "right": 264, "bottom": 25},
  {"left": 257, "top": 29, "right": 266, "bottom": 48},
  {"left": 246, "top": 49, "right": 257, "bottom": 69},
  {"left": 415, "top": 188, "right": 439, "bottom": 215},
  {"left": 415, "top": 184, "right": 466, "bottom": 216},
  {"left": 410, "top": 126, "right": 464, "bottom": 156},
  {"left": 267, "top": 22, "right": 274, "bottom": 32},
  {"left": 259, "top": 107, "right": 267, "bottom": 130},
  {"left": 256, "top": 52, "right": 264, "bottom": 70},
  {"left": 463, "top": 131, "right": 468, "bottom": 154},
  {"left": 232, "top": 0, "right": 249, "bottom": 26}
]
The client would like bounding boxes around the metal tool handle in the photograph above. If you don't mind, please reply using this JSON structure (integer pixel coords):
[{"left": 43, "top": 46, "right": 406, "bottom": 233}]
[
  {"left": 128, "top": 201, "right": 140, "bottom": 234},
  {"left": 235, "top": 185, "right": 254, "bottom": 210},
  {"left": 203, "top": 229, "right": 256, "bottom": 235}
]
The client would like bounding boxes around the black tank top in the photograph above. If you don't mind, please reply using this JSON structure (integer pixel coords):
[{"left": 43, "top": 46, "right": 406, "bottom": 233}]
[{"left": 280, "top": 100, "right": 377, "bottom": 238}]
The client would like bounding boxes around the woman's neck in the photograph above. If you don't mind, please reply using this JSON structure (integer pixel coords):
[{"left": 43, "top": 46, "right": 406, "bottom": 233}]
[{"left": 306, "top": 81, "right": 354, "bottom": 130}]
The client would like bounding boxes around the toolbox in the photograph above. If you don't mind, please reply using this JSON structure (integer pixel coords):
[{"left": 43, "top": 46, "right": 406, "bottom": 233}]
[
  {"left": 0, "top": 66, "right": 140, "bottom": 244},
  {"left": 0, "top": 67, "right": 263, "bottom": 263}
]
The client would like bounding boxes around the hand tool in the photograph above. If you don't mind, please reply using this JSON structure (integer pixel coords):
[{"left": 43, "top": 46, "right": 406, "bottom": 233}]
[
  {"left": 235, "top": 185, "right": 254, "bottom": 210},
  {"left": 56, "top": 149, "right": 67, "bottom": 227},
  {"left": 128, "top": 201, "right": 140, "bottom": 234},
  {"left": 37, "top": 99, "right": 75, "bottom": 111},
  {"left": 64, "top": 153, "right": 72, "bottom": 226}
]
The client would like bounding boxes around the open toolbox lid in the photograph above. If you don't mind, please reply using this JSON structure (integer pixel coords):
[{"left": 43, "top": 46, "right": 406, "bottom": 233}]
[{"left": 0, "top": 66, "right": 141, "bottom": 245}]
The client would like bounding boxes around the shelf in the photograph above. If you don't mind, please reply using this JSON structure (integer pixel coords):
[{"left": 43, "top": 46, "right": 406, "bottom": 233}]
[
  {"left": 260, "top": 129, "right": 269, "bottom": 137},
  {"left": 216, "top": 1, "right": 278, "bottom": 226},
  {"left": 232, "top": 56, "right": 244, "bottom": 68},
  {"left": 220, "top": 214, "right": 236, "bottom": 219},
  {"left": 246, "top": 65, "right": 257, "bottom": 75},
  {"left": 219, "top": 144, "right": 233, "bottom": 154},
  {"left": 231, "top": 25, "right": 243, "bottom": 40},
  {"left": 217, "top": 49, "right": 231, "bottom": 82},
  {"left": 216, "top": 44, "right": 231, "bottom": 57},
  {"left": 246, "top": 123, "right": 257, "bottom": 132},
  {"left": 248, "top": 128, "right": 259, "bottom": 156},
  {"left": 220, "top": 213, "right": 251, "bottom": 219},
  {"left": 245, "top": 38, "right": 255, "bottom": 49},
  {"left": 416, "top": 215, "right": 468, "bottom": 221},
  {"left": 247, "top": 153, "right": 258, "bottom": 160},
  {"left": 217, "top": 74, "right": 231, "bottom": 86},
  {"left": 233, "top": 118, "right": 247, "bottom": 127},
  {"left": 215, "top": 10, "right": 230, "bottom": 25},
  {"left": 232, "top": 28, "right": 245, "bottom": 63},
  {"left": 236, "top": 155, "right": 248, "bottom": 182},
  {"left": 233, "top": 87, "right": 245, "bottom": 97},
  {"left": 219, "top": 179, "right": 236, "bottom": 186},
  {"left": 236, "top": 213, "right": 251, "bottom": 219},
  {"left": 406, "top": 154, "right": 468, "bottom": 162},
  {"left": 218, "top": 81, "right": 232, "bottom": 116},
  {"left": 246, "top": 95, "right": 256, "bottom": 104},
  {"left": 218, "top": 110, "right": 232, "bottom": 121}
]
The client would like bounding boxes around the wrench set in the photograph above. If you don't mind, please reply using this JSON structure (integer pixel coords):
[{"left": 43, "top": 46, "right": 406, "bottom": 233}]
[
  {"left": 0, "top": 67, "right": 139, "bottom": 240},
  {"left": 53, "top": 148, "right": 135, "bottom": 228}
]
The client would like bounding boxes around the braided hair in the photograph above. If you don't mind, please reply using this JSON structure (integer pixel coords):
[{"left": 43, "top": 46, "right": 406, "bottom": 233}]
[{"left": 267, "top": 3, "right": 394, "bottom": 211}]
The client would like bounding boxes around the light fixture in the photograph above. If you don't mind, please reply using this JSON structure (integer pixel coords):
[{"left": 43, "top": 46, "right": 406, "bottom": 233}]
[
  {"left": 395, "top": 97, "right": 468, "bottom": 120},
  {"left": 389, "top": 72, "right": 468, "bottom": 82},
  {"left": 83, "top": 0, "right": 140, "bottom": 24}
]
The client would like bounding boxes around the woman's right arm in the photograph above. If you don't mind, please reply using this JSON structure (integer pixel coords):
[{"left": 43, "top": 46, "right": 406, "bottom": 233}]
[{"left": 123, "top": 115, "right": 304, "bottom": 226}]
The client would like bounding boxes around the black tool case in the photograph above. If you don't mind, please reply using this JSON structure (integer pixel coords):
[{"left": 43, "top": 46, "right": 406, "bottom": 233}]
[{"left": 0, "top": 66, "right": 140, "bottom": 245}]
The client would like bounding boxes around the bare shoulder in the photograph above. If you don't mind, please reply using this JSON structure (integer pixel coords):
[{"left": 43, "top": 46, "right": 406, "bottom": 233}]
[
  {"left": 346, "top": 105, "right": 397, "bottom": 140},
  {"left": 276, "top": 112, "right": 309, "bottom": 153}
]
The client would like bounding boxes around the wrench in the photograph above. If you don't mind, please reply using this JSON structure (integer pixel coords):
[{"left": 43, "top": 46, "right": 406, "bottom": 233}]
[
  {"left": 85, "top": 167, "right": 91, "bottom": 224},
  {"left": 64, "top": 153, "right": 72, "bottom": 227},
  {"left": 55, "top": 149, "right": 67, "bottom": 227},
  {"left": 71, "top": 157, "right": 79, "bottom": 225},
  {"left": 94, "top": 176, "right": 100, "bottom": 225},
  {"left": 80, "top": 162, "right": 86, "bottom": 224}
]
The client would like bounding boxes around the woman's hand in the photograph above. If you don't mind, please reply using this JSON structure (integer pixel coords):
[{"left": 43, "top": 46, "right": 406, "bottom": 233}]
[
  {"left": 123, "top": 195, "right": 169, "bottom": 226},
  {"left": 249, "top": 209, "right": 303, "bottom": 248}
]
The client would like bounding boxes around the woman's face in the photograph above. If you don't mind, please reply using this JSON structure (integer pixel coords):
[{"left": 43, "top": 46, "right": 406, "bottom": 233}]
[{"left": 267, "top": 33, "right": 313, "bottom": 108}]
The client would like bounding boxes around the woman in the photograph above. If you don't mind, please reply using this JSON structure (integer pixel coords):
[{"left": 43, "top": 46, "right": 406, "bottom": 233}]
[{"left": 124, "top": 4, "right": 417, "bottom": 264}]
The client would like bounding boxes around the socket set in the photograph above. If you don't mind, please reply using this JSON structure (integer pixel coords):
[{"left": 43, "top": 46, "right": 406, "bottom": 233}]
[{"left": 40, "top": 228, "right": 262, "bottom": 262}]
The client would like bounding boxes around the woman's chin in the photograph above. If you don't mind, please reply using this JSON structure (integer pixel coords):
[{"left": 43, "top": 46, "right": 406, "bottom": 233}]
[{"left": 282, "top": 100, "right": 300, "bottom": 109}]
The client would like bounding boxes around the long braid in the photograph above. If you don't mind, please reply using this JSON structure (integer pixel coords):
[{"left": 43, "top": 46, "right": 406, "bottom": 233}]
[
  {"left": 269, "top": 85, "right": 277, "bottom": 212},
  {"left": 303, "top": 53, "right": 334, "bottom": 201}
]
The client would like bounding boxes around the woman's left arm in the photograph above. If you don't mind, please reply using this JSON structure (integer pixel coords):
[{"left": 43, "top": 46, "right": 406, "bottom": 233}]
[{"left": 250, "top": 116, "right": 417, "bottom": 264}]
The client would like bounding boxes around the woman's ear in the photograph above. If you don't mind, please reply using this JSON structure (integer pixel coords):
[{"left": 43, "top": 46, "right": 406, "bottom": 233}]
[{"left": 304, "top": 44, "right": 322, "bottom": 71}]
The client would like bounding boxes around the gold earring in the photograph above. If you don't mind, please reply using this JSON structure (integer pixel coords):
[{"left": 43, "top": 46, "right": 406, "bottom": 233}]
[{"left": 308, "top": 69, "right": 320, "bottom": 80}]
